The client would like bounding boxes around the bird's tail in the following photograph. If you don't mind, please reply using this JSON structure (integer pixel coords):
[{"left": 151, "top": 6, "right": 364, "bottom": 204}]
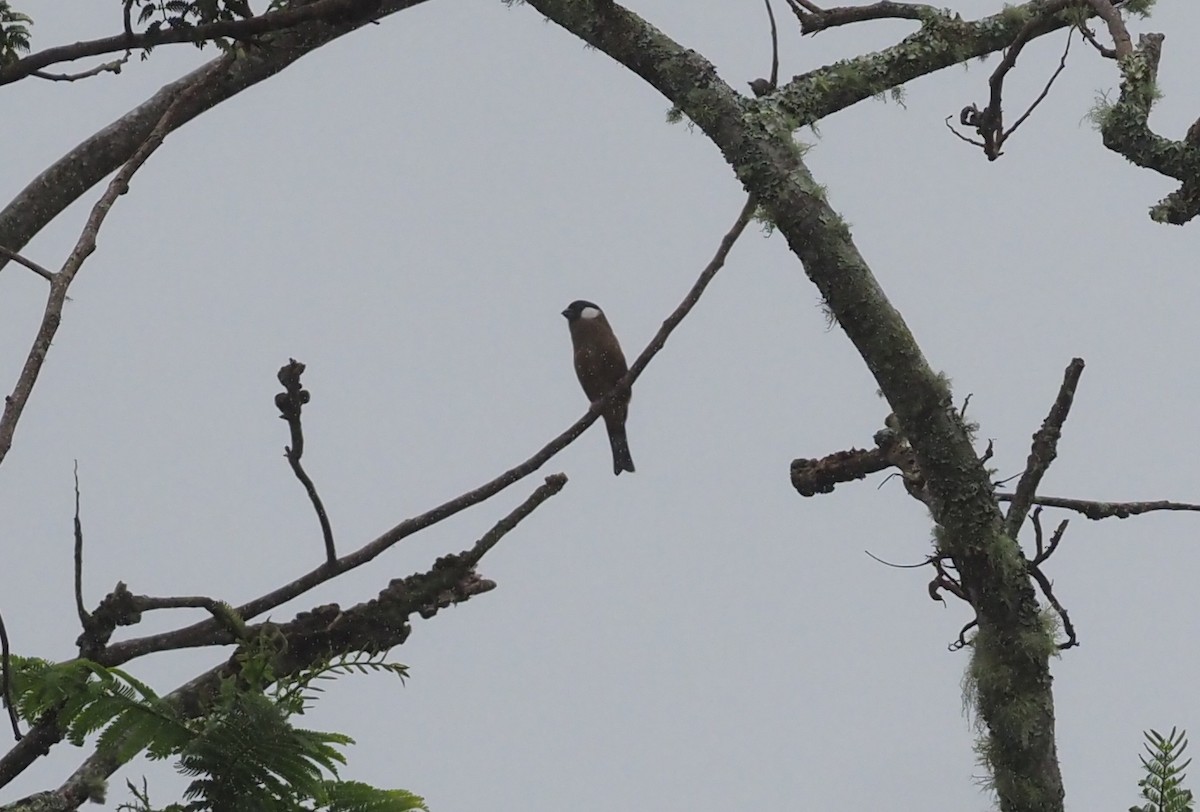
[{"left": 605, "top": 415, "right": 635, "bottom": 475}]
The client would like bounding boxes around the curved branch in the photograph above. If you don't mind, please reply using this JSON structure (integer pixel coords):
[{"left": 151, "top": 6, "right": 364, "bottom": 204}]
[
  {"left": 86, "top": 194, "right": 756, "bottom": 668},
  {"left": 0, "top": 0, "right": 431, "bottom": 275},
  {"left": 521, "top": 1, "right": 1063, "bottom": 807},
  {"left": 0, "top": 66, "right": 220, "bottom": 470},
  {"left": 776, "top": 0, "right": 1123, "bottom": 129},
  {"left": 0, "top": 0, "right": 382, "bottom": 86}
]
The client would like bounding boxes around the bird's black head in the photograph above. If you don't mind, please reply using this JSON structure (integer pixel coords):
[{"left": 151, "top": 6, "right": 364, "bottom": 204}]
[{"left": 562, "top": 300, "right": 603, "bottom": 321}]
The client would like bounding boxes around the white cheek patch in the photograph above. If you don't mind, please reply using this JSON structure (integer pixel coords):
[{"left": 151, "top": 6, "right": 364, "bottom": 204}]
[{"left": 580, "top": 306, "right": 601, "bottom": 320}]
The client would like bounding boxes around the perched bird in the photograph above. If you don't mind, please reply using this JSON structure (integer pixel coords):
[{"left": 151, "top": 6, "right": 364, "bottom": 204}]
[{"left": 562, "top": 300, "right": 635, "bottom": 475}]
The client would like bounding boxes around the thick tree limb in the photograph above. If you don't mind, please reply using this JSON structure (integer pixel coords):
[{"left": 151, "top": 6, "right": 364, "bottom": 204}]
[
  {"left": 521, "top": 1, "right": 1062, "bottom": 807},
  {"left": 773, "top": 0, "right": 1126, "bottom": 130},
  {"left": 2, "top": 476, "right": 566, "bottom": 808},
  {"left": 0, "top": 0, "right": 387, "bottom": 86},
  {"left": 1097, "top": 31, "right": 1200, "bottom": 223},
  {"left": 0, "top": 0, "right": 431, "bottom": 275}
]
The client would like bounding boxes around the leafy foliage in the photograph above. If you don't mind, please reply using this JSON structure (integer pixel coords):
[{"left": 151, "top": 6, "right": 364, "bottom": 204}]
[
  {"left": 274, "top": 650, "right": 410, "bottom": 716},
  {"left": 6, "top": 651, "right": 425, "bottom": 811},
  {"left": 1132, "top": 728, "right": 1194, "bottom": 812},
  {"left": 129, "top": 0, "right": 254, "bottom": 51},
  {"left": 0, "top": 0, "right": 31, "bottom": 65}
]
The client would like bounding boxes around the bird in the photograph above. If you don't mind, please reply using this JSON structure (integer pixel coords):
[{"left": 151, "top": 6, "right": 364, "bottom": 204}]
[{"left": 561, "top": 299, "right": 635, "bottom": 475}]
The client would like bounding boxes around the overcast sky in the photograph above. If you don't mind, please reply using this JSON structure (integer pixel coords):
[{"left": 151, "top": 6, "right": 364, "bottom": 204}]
[{"left": 3, "top": 0, "right": 1200, "bottom": 809}]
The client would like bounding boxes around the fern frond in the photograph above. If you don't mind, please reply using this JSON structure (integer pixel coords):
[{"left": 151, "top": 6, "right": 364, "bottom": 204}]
[
  {"left": 1133, "top": 727, "right": 1195, "bottom": 812},
  {"left": 319, "top": 780, "right": 429, "bottom": 812}
]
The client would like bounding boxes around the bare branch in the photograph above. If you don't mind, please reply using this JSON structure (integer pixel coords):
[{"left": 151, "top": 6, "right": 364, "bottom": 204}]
[
  {"left": 0, "top": 245, "right": 53, "bottom": 282},
  {"left": 88, "top": 194, "right": 757, "bottom": 669},
  {"left": 1004, "top": 358, "right": 1085, "bottom": 538},
  {"left": 0, "top": 0, "right": 432, "bottom": 276},
  {"left": 787, "top": 0, "right": 933, "bottom": 34},
  {"left": 31, "top": 54, "right": 130, "bottom": 82},
  {"left": 73, "top": 463, "right": 88, "bottom": 629},
  {"left": 520, "top": 3, "right": 1064, "bottom": 801},
  {"left": 0, "top": 66, "right": 221, "bottom": 472},
  {"left": 1027, "top": 551, "right": 1078, "bottom": 649},
  {"left": 460, "top": 474, "right": 568, "bottom": 569},
  {"left": 0, "top": 611, "right": 18, "bottom": 741},
  {"left": 275, "top": 360, "right": 336, "bottom": 564},
  {"left": 765, "top": 0, "right": 779, "bottom": 89},
  {"left": 1079, "top": 0, "right": 1131, "bottom": 58},
  {"left": 747, "top": 0, "right": 780, "bottom": 96},
  {"left": 997, "top": 493, "right": 1200, "bottom": 521},
  {"left": 1001, "top": 28, "right": 1073, "bottom": 144},
  {"left": 25, "top": 476, "right": 567, "bottom": 807},
  {"left": 1076, "top": 21, "right": 1116, "bottom": 58}
]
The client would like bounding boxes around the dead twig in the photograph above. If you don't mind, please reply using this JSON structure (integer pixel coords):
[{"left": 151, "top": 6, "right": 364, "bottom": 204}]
[
  {"left": 1004, "top": 358, "right": 1085, "bottom": 538},
  {"left": 94, "top": 194, "right": 759, "bottom": 668},
  {"left": 1001, "top": 28, "right": 1073, "bottom": 143},
  {"left": 0, "top": 65, "right": 222, "bottom": 472},
  {"left": 996, "top": 493, "right": 1200, "bottom": 521},
  {"left": 0, "top": 610, "right": 19, "bottom": 740},
  {"left": 949, "top": 619, "right": 977, "bottom": 651},
  {"left": 73, "top": 463, "right": 89, "bottom": 629},
  {"left": 32, "top": 54, "right": 130, "bottom": 82},
  {"left": 787, "top": 0, "right": 933, "bottom": 34},
  {"left": 275, "top": 360, "right": 336, "bottom": 564},
  {"left": 0, "top": 245, "right": 53, "bottom": 282}
]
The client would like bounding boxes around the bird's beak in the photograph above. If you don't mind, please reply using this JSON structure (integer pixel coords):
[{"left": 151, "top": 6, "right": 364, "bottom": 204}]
[{"left": 561, "top": 309, "right": 571, "bottom": 319}]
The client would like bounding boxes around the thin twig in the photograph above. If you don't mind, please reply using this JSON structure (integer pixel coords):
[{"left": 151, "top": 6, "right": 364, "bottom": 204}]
[
  {"left": 1027, "top": 556, "right": 1077, "bottom": 648},
  {"left": 0, "top": 245, "right": 53, "bottom": 282},
  {"left": 944, "top": 115, "right": 986, "bottom": 148},
  {"left": 275, "top": 360, "right": 336, "bottom": 564},
  {"left": 73, "top": 462, "right": 89, "bottom": 628},
  {"left": 1004, "top": 358, "right": 1085, "bottom": 538},
  {"left": 1031, "top": 506, "right": 1045, "bottom": 559},
  {"left": 1076, "top": 22, "right": 1116, "bottom": 58},
  {"left": 0, "top": 65, "right": 222, "bottom": 472},
  {"left": 1036, "top": 518, "right": 1069, "bottom": 566},
  {"left": 1080, "top": 0, "right": 1131, "bottom": 58},
  {"left": 949, "top": 618, "right": 977, "bottom": 651},
  {"left": 32, "top": 54, "right": 130, "bottom": 82},
  {"left": 864, "top": 550, "right": 930, "bottom": 569},
  {"left": 789, "top": 0, "right": 932, "bottom": 34},
  {"left": 996, "top": 493, "right": 1200, "bottom": 521},
  {"left": 0, "top": 610, "right": 18, "bottom": 740},
  {"left": 1002, "top": 28, "right": 1073, "bottom": 142},
  {"left": 96, "top": 194, "right": 760, "bottom": 668},
  {"left": 460, "top": 474, "right": 568, "bottom": 568},
  {"left": 765, "top": 0, "right": 780, "bottom": 89}
]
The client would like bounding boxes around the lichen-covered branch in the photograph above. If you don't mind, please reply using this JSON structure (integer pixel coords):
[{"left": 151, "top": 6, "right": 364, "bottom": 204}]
[
  {"left": 772, "top": 0, "right": 1124, "bottom": 129},
  {"left": 0, "top": 476, "right": 566, "bottom": 803},
  {"left": 1004, "top": 358, "right": 1085, "bottom": 538},
  {"left": 521, "top": 1, "right": 1062, "bottom": 808},
  {"left": 1096, "top": 31, "right": 1200, "bottom": 224}
]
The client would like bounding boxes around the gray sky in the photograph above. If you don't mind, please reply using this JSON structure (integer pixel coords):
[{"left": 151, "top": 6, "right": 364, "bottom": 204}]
[{"left": 3, "top": 0, "right": 1200, "bottom": 808}]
